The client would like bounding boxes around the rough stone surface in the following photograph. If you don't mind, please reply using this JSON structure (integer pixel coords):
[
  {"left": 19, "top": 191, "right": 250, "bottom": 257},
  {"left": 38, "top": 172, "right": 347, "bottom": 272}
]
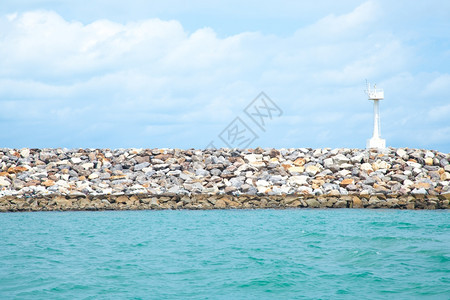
[{"left": 0, "top": 147, "right": 448, "bottom": 211}]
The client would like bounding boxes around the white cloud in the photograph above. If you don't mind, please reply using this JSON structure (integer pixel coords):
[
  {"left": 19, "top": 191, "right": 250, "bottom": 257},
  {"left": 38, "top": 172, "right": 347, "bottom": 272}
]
[{"left": 0, "top": 4, "right": 449, "bottom": 151}]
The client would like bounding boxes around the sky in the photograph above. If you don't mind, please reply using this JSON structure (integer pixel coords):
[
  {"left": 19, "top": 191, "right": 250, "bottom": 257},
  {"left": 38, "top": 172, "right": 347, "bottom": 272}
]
[{"left": 1, "top": 0, "right": 449, "bottom": 152}]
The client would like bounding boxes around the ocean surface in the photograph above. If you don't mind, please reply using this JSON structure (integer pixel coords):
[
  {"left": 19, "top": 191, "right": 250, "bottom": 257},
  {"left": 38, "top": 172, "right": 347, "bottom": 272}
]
[{"left": 0, "top": 209, "right": 449, "bottom": 299}]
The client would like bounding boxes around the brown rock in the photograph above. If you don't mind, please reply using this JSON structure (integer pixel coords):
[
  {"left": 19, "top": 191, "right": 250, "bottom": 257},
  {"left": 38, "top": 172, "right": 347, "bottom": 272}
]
[
  {"left": 269, "top": 149, "right": 280, "bottom": 158},
  {"left": 116, "top": 196, "right": 129, "bottom": 204},
  {"left": 215, "top": 199, "right": 227, "bottom": 209},
  {"left": 352, "top": 196, "right": 363, "bottom": 208},
  {"left": 110, "top": 175, "right": 127, "bottom": 180},
  {"left": 41, "top": 180, "right": 55, "bottom": 187},
  {"left": 293, "top": 158, "right": 306, "bottom": 166},
  {"left": 305, "top": 198, "right": 320, "bottom": 208},
  {"left": 334, "top": 200, "right": 347, "bottom": 208},
  {"left": 7, "top": 166, "right": 28, "bottom": 174},
  {"left": 224, "top": 186, "right": 237, "bottom": 194},
  {"left": 440, "top": 172, "right": 450, "bottom": 181},
  {"left": 340, "top": 178, "right": 354, "bottom": 187},
  {"left": 414, "top": 182, "right": 431, "bottom": 189},
  {"left": 281, "top": 164, "right": 292, "bottom": 171},
  {"left": 24, "top": 179, "right": 40, "bottom": 187}
]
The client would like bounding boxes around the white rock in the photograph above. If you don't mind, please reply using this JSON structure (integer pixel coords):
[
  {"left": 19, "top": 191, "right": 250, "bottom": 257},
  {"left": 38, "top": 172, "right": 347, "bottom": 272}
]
[
  {"left": 425, "top": 151, "right": 434, "bottom": 158},
  {"left": 297, "top": 186, "right": 313, "bottom": 194},
  {"left": 288, "top": 175, "right": 308, "bottom": 185},
  {"left": 313, "top": 149, "right": 322, "bottom": 157},
  {"left": 249, "top": 161, "right": 266, "bottom": 168},
  {"left": 0, "top": 177, "right": 11, "bottom": 186},
  {"left": 71, "top": 157, "right": 82, "bottom": 164},
  {"left": 413, "top": 167, "right": 422, "bottom": 176},
  {"left": 372, "top": 160, "right": 390, "bottom": 170},
  {"left": 55, "top": 180, "right": 71, "bottom": 188},
  {"left": 244, "top": 154, "right": 262, "bottom": 163},
  {"left": 102, "top": 188, "right": 113, "bottom": 194},
  {"left": 56, "top": 160, "right": 70, "bottom": 165},
  {"left": 81, "top": 163, "right": 94, "bottom": 170},
  {"left": 337, "top": 170, "right": 352, "bottom": 177},
  {"left": 256, "top": 180, "right": 270, "bottom": 187},
  {"left": 403, "top": 179, "right": 414, "bottom": 187},
  {"left": 350, "top": 154, "right": 364, "bottom": 163},
  {"left": 396, "top": 148, "right": 407, "bottom": 159},
  {"left": 140, "top": 167, "right": 151, "bottom": 173},
  {"left": 20, "top": 148, "right": 30, "bottom": 158},
  {"left": 88, "top": 173, "right": 99, "bottom": 180},
  {"left": 257, "top": 186, "right": 268, "bottom": 193},
  {"left": 412, "top": 188, "right": 427, "bottom": 195},
  {"left": 323, "top": 158, "right": 334, "bottom": 168},
  {"left": 361, "top": 163, "right": 373, "bottom": 172},
  {"left": 305, "top": 165, "right": 321, "bottom": 175},
  {"left": 406, "top": 161, "right": 422, "bottom": 169},
  {"left": 333, "top": 154, "right": 349, "bottom": 164}
]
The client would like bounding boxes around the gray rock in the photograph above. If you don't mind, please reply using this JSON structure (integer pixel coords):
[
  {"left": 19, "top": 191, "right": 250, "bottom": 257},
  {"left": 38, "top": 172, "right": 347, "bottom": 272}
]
[{"left": 134, "top": 162, "right": 150, "bottom": 171}]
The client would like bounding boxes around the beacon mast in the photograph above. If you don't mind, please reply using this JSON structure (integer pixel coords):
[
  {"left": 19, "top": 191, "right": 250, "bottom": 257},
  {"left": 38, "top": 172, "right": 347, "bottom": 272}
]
[{"left": 365, "top": 82, "right": 386, "bottom": 149}]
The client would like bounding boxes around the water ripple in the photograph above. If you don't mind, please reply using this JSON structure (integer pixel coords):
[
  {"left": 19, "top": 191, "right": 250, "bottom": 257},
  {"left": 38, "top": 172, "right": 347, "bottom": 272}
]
[{"left": 0, "top": 210, "right": 449, "bottom": 299}]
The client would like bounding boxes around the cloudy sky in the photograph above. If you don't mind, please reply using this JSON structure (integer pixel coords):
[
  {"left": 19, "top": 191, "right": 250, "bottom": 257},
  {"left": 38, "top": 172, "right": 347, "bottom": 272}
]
[{"left": 1, "top": 0, "right": 449, "bottom": 152}]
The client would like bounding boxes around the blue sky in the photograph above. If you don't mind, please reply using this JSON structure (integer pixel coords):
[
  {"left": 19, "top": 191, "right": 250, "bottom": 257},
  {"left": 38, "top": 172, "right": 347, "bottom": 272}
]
[{"left": 1, "top": 0, "right": 449, "bottom": 152}]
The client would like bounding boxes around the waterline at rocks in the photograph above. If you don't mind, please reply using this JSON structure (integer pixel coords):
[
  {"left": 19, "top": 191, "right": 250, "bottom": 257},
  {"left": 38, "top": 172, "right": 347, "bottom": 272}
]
[{"left": 0, "top": 147, "right": 449, "bottom": 211}]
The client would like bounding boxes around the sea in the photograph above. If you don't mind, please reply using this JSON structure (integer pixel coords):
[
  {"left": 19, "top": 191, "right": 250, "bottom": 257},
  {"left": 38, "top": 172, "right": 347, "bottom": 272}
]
[{"left": 0, "top": 209, "right": 449, "bottom": 299}]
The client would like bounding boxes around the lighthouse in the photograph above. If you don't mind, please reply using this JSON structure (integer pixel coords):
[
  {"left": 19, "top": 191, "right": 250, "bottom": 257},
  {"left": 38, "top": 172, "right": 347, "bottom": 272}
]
[{"left": 366, "top": 82, "right": 386, "bottom": 149}]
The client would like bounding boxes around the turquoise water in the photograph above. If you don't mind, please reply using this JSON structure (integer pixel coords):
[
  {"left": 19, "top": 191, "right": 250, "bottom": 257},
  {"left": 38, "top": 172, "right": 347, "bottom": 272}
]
[{"left": 0, "top": 210, "right": 449, "bottom": 299}]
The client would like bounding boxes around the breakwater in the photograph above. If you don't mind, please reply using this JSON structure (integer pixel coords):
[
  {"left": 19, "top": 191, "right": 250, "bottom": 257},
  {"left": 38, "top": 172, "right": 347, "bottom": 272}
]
[{"left": 0, "top": 147, "right": 449, "bottom": 211}]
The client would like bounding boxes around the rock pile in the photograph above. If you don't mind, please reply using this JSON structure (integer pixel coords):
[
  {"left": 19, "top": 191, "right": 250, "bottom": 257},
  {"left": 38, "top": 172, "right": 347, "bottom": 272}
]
[{"left": 0, "top": 147, "right": 449, "bottom": 211}]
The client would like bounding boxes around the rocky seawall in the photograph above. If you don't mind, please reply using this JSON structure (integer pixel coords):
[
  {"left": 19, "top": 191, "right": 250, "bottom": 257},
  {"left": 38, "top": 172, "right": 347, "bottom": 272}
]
[{"left": 1, "top": 147, "right": 449, "bottom": 211}]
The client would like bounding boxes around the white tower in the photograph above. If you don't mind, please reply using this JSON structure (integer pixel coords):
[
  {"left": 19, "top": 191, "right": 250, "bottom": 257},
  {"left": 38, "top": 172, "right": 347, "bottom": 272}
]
[{"left": 365, "top": 82, "right": 386, "bottom": 149}]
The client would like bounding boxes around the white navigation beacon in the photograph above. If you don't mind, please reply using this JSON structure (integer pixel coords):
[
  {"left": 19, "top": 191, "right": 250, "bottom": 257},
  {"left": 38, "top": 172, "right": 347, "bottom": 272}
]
[{"left": 365, "top": 81, "right": 386, "bottom": 149}]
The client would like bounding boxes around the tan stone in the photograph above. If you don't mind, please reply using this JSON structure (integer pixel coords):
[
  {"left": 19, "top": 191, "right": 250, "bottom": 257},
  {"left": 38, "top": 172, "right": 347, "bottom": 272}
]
[
  {"left": 215, "top": 199, "right": 227, "bottom": 209},
  {"left": 425, "top": 157, "right": 433, "bottom": 166},
  {"left": 334, "top": 200, "right": 347, "bottom": 208},
  {"left": 116, "top": 196, "right": 129, "bottom": 204},
  {"left": 287, "top": 200, "right": 302, "bottom": 207},
  {"left": 305, "top": 165, "right": 320, "bottom": 175},
  {"left": 328, "top": 190, "right": 341, "bottom": 196},
  {"left": 440, "top": 172, "right": 450, "bottom": 181},
  {"left": 41, "top": 180, "right": 55, "bottom": 187},
  {"left": 288, "top": 166, "right": 304, "bottom": 174},
  {"left": 406, "top": 202, "right": 415, "bottom": 209},
  {"left": 293, "top": 158, "right": 306, "bottom": 166},
  {"left": 414, "top": 182, "right": 431, "bottom": 189},
  {"left": 340, "top": 178, "right": 354, "bottom": 187},
  {"left": 7, "top": 166, "right": 28, "bottom": 174},
  {"left": 110, "top": 175, "right": 127, "bottom": 180},
  {"left": 352, "top": 196, "right": 363, "bottom": 208},
  {"left": 281, "top": 164, "right": 292, "bottom": 171},
  {"left": 54, "top": 196, "right": 72, "bottom": 207},
  {"left": 305, "top": 198, "right": 320, "bottom": 208}
]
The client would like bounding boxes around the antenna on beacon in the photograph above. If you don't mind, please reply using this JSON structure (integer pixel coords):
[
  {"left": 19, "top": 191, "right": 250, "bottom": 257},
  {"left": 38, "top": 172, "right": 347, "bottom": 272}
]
[{"left": 365, "top": 80, "right": 386, "bottom": 149}]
